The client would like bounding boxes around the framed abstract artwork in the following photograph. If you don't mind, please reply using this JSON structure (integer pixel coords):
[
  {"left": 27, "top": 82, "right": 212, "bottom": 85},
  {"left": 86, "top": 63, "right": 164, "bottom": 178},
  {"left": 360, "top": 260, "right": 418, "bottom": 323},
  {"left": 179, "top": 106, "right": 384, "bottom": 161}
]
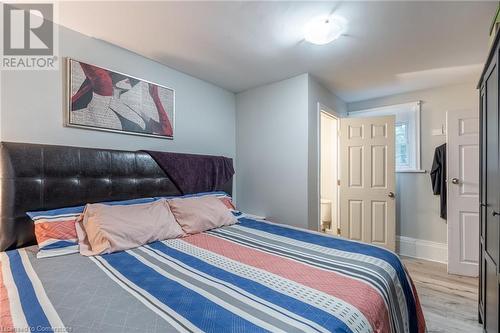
[{"left": 66, "top": 58, "right": 175, "bottom": 139}]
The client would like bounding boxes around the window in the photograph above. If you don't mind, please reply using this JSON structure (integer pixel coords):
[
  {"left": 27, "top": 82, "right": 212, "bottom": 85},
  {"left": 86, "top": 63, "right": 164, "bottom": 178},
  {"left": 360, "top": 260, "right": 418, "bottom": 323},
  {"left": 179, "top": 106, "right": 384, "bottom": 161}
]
[
  {"left": 395, "top": 122, "right": 409, "bottom": 168},
  {"left": 348, "top": 101, "right": 422, "bottom": 172}
]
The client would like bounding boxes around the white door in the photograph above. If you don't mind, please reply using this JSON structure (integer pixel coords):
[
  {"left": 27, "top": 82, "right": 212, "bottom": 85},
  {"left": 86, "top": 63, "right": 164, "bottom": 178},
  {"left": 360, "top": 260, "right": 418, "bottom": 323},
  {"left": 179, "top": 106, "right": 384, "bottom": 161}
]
[
  {"left": 339, "top": 116, "right": 396, "bottom": 251},
  {"left": 447, "top": 110, "right": 479, "bottom": 277}
]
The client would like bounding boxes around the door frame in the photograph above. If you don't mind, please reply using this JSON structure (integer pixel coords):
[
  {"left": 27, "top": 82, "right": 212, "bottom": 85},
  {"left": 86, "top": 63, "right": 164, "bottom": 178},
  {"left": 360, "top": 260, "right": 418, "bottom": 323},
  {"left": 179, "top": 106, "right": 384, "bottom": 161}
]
[{"left": 317, "top": 103, "right": 340, "bottom": 233}]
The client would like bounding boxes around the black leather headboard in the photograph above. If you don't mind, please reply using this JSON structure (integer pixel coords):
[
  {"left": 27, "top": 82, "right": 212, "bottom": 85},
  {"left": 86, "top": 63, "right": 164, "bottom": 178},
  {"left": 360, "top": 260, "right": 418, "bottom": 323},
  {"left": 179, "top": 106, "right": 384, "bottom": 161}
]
[{"left": 0, "top": 142, "right": 232, "bottom": 251}]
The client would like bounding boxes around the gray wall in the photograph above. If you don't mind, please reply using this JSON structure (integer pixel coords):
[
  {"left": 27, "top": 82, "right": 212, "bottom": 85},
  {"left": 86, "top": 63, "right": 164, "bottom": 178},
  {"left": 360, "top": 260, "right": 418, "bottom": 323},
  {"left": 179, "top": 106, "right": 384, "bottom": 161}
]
[
  {"left": 348, "top": 82, "right": 478, "bottom": 244},
  {"left": 235, "top": 74, "right": 344, "bottom": 230},
  {"left": 235, "top": 74, "right": 310, "bottom": 228},
  {"left": 1, "top": 25, "right": 236, "bottom": 159},
  {"left": 308, "top": 76, "right": 347, "bottom": 230}
]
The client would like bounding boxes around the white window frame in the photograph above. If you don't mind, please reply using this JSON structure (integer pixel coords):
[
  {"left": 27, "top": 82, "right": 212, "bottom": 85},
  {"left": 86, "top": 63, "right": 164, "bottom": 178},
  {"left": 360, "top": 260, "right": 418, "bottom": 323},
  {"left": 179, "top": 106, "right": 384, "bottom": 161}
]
[{"left": 348, "top": 101, "right": 423, "bottom": 173}]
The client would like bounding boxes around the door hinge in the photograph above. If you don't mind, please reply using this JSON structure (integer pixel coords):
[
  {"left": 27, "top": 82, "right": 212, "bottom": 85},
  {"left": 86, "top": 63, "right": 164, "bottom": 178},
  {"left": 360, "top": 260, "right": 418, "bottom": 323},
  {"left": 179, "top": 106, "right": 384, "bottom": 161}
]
[
  {"left": 337, "top": 227, "right": 341, "bottom": 235},
  {"left": 337, "top": 179, "right": 340, "bottom": 186}
]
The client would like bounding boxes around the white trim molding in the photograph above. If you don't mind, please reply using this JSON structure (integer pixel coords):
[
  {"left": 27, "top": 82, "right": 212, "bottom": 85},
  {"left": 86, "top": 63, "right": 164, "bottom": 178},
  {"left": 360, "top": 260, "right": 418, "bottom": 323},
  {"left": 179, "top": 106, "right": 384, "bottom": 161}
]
[{"left": 396, "top": 236, "right": 447, "bottom": 263}]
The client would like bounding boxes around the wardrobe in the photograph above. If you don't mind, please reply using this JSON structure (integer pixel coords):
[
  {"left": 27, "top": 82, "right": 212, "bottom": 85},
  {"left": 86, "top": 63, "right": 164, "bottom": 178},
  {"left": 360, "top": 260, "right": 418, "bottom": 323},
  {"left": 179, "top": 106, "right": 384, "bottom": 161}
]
[{"left": 479, "top": 29, "right": 500, "bottom": 333}]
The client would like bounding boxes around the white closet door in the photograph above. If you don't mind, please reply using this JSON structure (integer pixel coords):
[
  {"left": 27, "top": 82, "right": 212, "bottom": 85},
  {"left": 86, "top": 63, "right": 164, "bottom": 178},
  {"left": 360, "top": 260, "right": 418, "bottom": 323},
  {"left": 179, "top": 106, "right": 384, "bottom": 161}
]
[{"left": 447, "top": 109, "right": 479, "bottom": 277}]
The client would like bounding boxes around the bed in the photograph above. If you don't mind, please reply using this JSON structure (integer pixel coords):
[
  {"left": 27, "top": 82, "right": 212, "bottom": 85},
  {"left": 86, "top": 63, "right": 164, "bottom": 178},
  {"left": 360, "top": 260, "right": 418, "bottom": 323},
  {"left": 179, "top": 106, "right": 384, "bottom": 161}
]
[{"left": 0, "top": 142, "right": 426, "bottom": 333}]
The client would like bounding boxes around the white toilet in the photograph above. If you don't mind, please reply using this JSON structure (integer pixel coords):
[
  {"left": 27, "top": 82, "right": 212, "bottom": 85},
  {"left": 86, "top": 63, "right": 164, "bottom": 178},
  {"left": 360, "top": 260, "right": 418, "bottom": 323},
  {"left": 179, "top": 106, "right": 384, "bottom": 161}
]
[{"left": 320, "top": 199, "right": 332, "bottom": 232}]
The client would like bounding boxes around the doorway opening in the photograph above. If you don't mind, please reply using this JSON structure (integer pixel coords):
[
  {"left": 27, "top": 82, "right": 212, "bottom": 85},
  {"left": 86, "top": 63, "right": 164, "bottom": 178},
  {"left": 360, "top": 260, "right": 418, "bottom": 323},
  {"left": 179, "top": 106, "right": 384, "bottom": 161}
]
[
  {"left": 318, "top": 107, "right": 396, "bottom": 250},
  {"left": 319, "top": 110, "right": 339, "bottom": 235}
]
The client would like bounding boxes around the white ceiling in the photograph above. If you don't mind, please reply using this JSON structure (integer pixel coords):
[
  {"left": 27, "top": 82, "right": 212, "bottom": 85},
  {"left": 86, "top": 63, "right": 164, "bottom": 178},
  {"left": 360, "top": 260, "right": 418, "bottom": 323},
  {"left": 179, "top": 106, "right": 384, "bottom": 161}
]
[{"left": 57, "top": 1, "right": 496, "bottom": 102}]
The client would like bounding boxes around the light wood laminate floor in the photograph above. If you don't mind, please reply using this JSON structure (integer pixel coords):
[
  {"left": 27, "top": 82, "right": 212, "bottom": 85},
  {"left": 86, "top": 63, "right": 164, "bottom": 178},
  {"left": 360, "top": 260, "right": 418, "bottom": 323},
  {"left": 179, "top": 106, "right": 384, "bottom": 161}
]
[{"left": 402, "top": 257, "right": 482, "bottom": 333}]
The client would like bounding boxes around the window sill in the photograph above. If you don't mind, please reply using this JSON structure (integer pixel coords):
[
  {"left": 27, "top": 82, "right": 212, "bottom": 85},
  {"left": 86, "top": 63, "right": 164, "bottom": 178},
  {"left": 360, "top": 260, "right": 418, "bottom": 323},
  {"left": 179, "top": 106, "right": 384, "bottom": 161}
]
[{"left": 396, "top": 169, "right": 427, "bottom": 173}]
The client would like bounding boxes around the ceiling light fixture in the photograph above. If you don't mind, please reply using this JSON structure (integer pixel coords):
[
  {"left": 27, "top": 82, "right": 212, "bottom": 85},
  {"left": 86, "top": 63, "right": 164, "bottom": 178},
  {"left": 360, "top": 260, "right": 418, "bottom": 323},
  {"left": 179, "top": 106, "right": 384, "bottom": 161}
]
[{"left": 304, "top": 15, "right": 347, "bottom": 45}]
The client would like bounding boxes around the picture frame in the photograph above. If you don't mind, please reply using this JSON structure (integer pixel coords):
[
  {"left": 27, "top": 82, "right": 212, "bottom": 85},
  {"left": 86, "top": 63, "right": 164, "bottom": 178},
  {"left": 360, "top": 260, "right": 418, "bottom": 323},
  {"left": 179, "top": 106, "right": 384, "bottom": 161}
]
[{"left": 66, "top": 58, "right": 175, "bottom": 139}]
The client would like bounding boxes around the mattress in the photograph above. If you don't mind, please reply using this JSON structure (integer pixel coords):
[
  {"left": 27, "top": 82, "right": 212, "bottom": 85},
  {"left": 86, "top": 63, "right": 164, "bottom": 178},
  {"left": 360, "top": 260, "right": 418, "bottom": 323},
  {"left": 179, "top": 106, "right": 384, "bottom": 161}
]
[{"left": 0, "top": 216, "right": 426, "bottom": 333}]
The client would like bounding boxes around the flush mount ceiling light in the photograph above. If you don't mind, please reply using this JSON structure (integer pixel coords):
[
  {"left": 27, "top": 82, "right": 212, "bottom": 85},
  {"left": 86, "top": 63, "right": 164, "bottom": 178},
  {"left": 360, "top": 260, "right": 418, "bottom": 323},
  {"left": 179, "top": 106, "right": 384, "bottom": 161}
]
[{"left": 304, "top": 15, "right": 347, "bottom": 45}]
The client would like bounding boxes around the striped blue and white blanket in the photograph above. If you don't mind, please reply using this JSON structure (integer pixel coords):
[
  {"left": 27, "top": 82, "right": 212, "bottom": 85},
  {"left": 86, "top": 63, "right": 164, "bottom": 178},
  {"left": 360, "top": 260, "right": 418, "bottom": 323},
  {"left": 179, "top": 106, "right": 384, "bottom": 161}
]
[{"left": 0, "top": 217, "right": 425, "bottom": 333}]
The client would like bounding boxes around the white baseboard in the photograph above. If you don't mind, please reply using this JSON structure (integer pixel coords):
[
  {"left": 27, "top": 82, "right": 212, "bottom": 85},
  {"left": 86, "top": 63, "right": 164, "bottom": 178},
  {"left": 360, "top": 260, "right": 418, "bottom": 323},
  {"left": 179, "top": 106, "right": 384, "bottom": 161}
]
[{"left": 396, "top": 236, "right": 447, "bottom": 264}]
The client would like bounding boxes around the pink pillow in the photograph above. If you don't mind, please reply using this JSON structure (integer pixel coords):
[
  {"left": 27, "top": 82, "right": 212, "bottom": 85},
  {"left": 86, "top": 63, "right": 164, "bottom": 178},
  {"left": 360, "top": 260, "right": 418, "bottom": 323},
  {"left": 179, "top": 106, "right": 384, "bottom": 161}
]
[
  {"left": 76, "top": 199, "right": 184, "bottom": 256},
  {"left": 168, "top": 196, "right": 237, "bottom": 234}
]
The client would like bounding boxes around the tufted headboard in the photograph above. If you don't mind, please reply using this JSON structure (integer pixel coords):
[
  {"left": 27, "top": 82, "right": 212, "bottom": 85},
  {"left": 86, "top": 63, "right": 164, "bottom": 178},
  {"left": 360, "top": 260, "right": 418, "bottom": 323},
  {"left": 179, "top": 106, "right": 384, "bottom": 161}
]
[{"left": 0, "top": 142, "right": 233, "bottom": 251}]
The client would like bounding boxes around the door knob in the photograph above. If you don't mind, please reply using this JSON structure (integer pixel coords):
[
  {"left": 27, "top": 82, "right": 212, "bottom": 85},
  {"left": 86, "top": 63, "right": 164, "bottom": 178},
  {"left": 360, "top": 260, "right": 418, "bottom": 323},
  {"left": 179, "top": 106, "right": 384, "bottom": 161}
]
[
  {"left": 493, "top": 211, "right": 500, "bottom": 217},
  {"left": 451, "top": 178, "right": 459, "bottom": 184},
  {"left": 388, "top": 192, "right": 395, "bottom": 198}
]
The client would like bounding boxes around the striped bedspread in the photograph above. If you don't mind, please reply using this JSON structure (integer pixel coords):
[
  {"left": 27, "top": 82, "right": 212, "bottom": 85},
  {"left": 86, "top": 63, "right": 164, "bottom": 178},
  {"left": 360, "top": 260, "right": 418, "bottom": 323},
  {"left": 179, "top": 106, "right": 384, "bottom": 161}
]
[{"left": 0, "top": 217, "right": 425, "bottom": 333}]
